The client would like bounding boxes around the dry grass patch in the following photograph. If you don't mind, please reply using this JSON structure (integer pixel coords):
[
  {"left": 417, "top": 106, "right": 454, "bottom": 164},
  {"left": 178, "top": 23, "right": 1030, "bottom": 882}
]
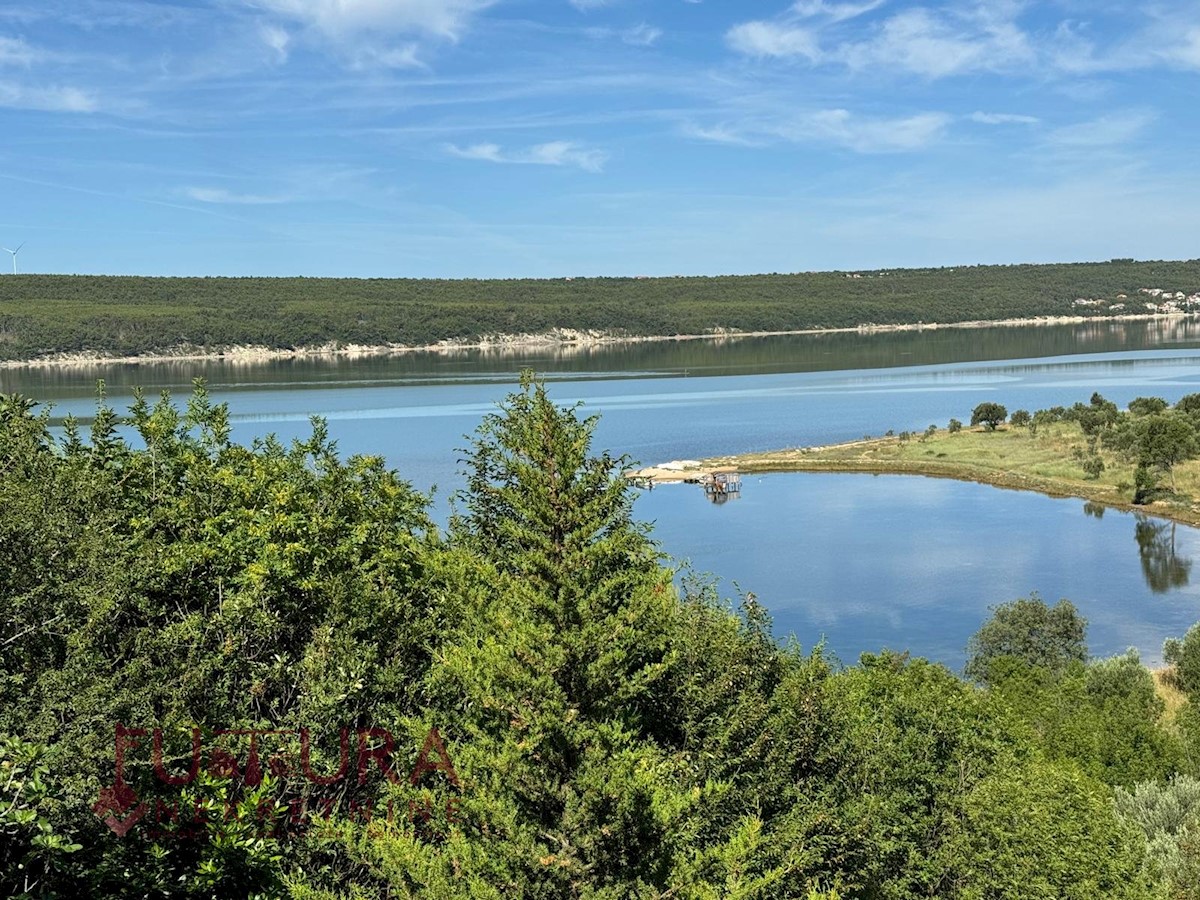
[{"left": 1153, "top": 668, "right": 1189, "bottom": 727}]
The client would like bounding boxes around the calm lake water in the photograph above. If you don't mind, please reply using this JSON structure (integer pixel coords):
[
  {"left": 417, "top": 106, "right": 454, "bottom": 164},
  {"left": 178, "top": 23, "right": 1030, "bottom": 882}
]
[{"left": 4, "top": 319, "right": 1200, "bottom": 669}]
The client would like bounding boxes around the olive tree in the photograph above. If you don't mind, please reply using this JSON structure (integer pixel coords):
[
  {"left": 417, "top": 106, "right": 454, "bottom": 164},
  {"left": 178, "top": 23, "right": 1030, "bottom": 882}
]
[
  {"left": 970, "top": 402, "right": 1008, "bottom": 431},
  {"left": 1137, "top": 414, "right": 1197, "bottom": 492},
  {"left": 1129, "top": 396, "right": 1168, "bottom": 417},
  {"left": 1175, "top": 394, "right": 1200, "bottom": 416}
]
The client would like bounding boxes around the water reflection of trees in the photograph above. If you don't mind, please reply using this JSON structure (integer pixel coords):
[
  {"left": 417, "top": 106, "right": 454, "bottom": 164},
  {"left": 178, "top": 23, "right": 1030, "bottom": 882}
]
[{"left": 1134, "top": 515, "right": 1192, "bottom": 593}]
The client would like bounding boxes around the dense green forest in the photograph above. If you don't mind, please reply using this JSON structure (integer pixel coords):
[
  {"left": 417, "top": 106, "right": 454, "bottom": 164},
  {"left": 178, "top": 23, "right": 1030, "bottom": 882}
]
[
  {"left": 2, "top": 258, "right": 1200, "bottom": 362},
  {"left": 5, "top": 376, "right": 1200, "bottom": 898}
]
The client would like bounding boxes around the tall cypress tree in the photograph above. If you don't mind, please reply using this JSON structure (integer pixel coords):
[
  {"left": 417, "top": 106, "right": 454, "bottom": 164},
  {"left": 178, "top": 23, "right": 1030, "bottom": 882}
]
[
  {"left": 451, "top": 371, "right": 674, "bottom": 724},
  {"left": 435, "top": 372, "right": 691, "bottom": 893}
]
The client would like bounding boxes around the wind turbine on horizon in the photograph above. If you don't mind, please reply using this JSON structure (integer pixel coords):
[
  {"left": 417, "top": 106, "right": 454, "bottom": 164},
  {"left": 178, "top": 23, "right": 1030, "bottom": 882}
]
[{"left": 2, "top": 243, "right": 24, "bottom": 274}]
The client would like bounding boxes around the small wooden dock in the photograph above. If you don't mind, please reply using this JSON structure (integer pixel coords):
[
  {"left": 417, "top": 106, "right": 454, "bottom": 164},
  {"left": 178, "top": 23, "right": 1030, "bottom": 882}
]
[
  {"left": 625, "top": 462, "right": 742, "bottom": 502},
  {"left": 700, "top": 467, "right": 742, "bottom": 503}
]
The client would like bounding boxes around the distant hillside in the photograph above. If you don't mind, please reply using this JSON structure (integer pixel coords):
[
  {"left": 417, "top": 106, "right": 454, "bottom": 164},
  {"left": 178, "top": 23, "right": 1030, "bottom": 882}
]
[{"left": 1, "top": 259, "right": 1199, "bottom": 362}]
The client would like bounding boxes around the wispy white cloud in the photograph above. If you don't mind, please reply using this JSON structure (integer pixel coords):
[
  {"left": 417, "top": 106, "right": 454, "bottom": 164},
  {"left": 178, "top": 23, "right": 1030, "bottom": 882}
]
[
  {"left": 839, "top": 7, "right": 1034, "bottom": 77},
  {"left": 448, "top": 143, "right": 501, "bottom": 163},
  {"left": 349, "top": 42, "right": 423, "bottom": 69},
  {"left": 569, "top": 0, "right": 611, "bottom": 10},
  {"left": 185, "top": 187, "right": 290, "bottom": 205},
  {"left": 734, "top": 0, "right": 1200, "bottom": 81},
  {"left": 681, "top": 123, "right": 761, "bottom": 146},
  {"left": 240, "top": 0, "right": 493, "bottom": 68},
  {"left": 1047, "top": 21, "right": 1123, "bottom": 75},
  {"left": 791, "top": 0, "right": 886, "bottom": 23},
  {"left": 724, "top": 3, "right": 1036, "bottom": 75},
  {"left": 804, "top": 109, "right": 951, "bottom": 152},
  {"left": 971, "top": 111, "right": 1039, "bottom": 125},
  {"left": 171, "top": 164, "right": 377, "bottom": 214},
  {"left": 259, "top": 25, "right": 291, "bottom": 64},
  {"left": 0, "top": 1, "right": 203, "bottom": 32},
  {"left": 1162, "top": 26, "right": 1200, "bottom": 69},
  {"left": 1046, "top": 111, "right": 1155, "bottom": 148},
  {"left": 583, "top": 23, "right": 663, "bottom": 47},
  {"left": 447, "top": 140, "right": 609, "bottom": 172},
  {"left": 245, "top": 0, "right": 494, "bottom": 40},
  {"left": 622, "top": 23, "right": 662, "bottom": 47},
  {"left": 688, "top": 109, "right": 951, "bottom": 153},
  {"left": 1049, "top": 10, "right": 1200, "bottom": 75},
  {"left": 0, "top": 35, "right": 39, "bottom": 67},
  {"left": 728, "top": 3, "right": 1035, "bottom": 77},
  {"left": 726, "top": 21, "right": 820, "bottom": 60},
  {"left": 0, "top": 81, "right": 97, "bottom": 112}
]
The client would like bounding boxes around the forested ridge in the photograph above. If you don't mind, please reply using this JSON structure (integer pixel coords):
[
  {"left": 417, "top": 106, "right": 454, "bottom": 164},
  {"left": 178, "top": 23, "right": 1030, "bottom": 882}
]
[
  {"left": 2, "top": 258, "right": 1200, "bottom": 362},
  {"left": 5, "top": 376, "right": 1200, "bottom": 898}
]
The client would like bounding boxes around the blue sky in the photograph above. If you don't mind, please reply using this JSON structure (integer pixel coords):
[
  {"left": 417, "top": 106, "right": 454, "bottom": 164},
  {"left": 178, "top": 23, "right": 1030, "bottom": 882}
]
[{"left": 2, "top": 0, "right": 1200, "bottom": 277}]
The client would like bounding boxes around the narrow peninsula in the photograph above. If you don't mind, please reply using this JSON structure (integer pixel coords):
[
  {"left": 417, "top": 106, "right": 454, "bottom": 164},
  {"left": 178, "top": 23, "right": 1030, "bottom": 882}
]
[{"left": 695, "top": 394, "right": 1200, "bottom": 527}]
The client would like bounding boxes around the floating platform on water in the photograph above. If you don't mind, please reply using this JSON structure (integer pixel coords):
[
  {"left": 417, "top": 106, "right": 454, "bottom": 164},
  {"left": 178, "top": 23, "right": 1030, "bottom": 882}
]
[{"left": 626, "top": 462, "right": 742, "bottom": 502}]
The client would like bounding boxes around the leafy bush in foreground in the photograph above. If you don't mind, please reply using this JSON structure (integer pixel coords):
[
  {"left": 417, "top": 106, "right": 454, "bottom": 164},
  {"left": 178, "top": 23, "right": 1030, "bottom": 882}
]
[{"left": 964, "top": 594, "right": 1087, "bottom": 684}]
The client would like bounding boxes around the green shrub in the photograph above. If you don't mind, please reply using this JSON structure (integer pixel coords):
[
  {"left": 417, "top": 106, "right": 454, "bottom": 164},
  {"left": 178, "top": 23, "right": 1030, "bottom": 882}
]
[
  {"left": 1164, "top": 623, "right": 1200, "bottom": 696},
  {"left": 1083, "top": 454, "right": 1106, "bottom": 479},
  {"left": 965, "top": 594, "right": 1087, "bottom": 684},
  {"left": 1116, "top": 776, "right": 1200, "bottom": 898}
]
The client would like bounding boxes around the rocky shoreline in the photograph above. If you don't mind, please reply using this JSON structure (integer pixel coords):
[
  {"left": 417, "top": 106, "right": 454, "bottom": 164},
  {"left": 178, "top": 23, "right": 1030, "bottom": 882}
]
[{"left": 2, "top": 312, "right": 1195, "bottom": 371}]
